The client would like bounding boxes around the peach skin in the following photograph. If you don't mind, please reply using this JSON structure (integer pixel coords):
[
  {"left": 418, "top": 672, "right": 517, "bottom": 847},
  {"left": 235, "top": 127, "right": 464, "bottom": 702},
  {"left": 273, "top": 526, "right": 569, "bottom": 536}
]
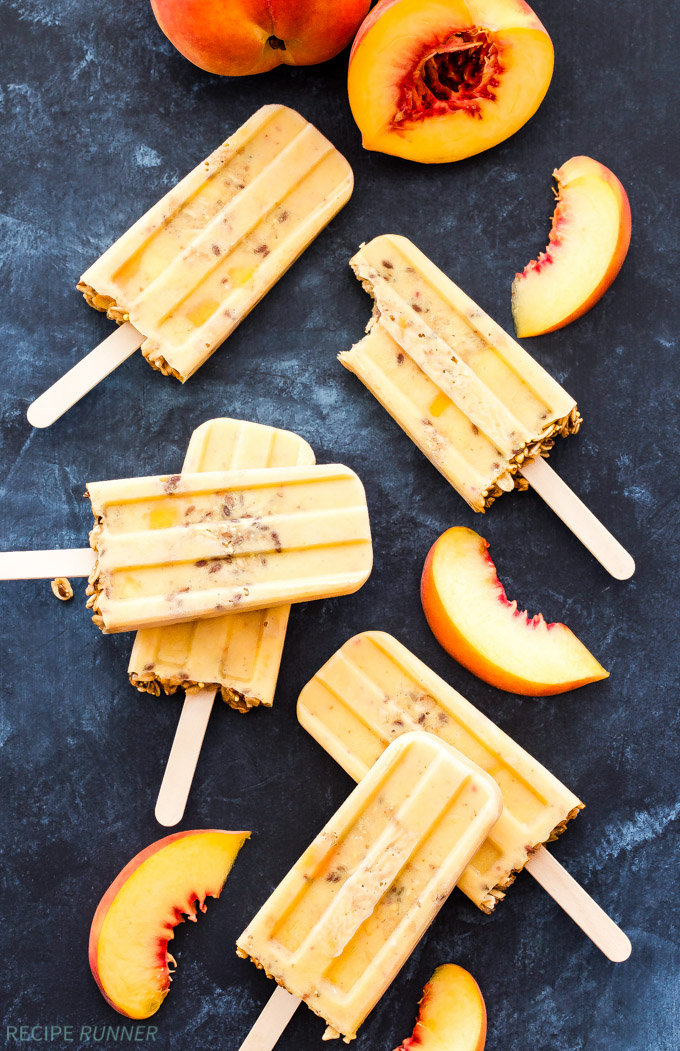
[
  {"left": 348, "top": 0, "right": 554, "bottom": 163},
  {"left": 421, "top": 527, "right": 609, "bottom": 695},
  {"left": 89, "top": 830, "right": 249, "bottom": 1018},
  {"left": 512, "top": 156, "right": 631, "bottom": 336},
  {"left": 151, "top": 0, "right": 371, "bottom": 76}
]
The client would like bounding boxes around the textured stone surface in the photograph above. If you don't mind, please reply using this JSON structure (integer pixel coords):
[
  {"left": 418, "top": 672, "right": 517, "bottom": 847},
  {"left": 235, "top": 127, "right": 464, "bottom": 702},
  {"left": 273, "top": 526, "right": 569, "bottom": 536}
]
[{"left": 0, "top": 1, "right": 678, "bottom": 1049}]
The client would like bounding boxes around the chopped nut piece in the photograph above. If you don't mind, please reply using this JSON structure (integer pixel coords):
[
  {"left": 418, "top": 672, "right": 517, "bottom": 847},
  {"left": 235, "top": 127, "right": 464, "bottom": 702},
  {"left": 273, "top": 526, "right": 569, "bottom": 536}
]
[{"left": 51, "top": 577, "right": 73, "bottom": 601}]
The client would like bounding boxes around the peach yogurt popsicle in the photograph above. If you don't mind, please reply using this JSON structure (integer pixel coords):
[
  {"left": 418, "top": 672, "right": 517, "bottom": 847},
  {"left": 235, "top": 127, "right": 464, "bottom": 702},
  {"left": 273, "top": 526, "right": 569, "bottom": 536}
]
[
  {"left": 297, "top": 631, "right": 631, "bottom": 962},
  {"left": 0, "top": 464, "right": 371, "bottom": 626},
  {"left": 127, "top": 417, "right": 315, "bottom": 827},
  {"left": 28, "top": 105, "right": 353, "bottom": 426},
  {"left": 0, "top": 465, "right": 372, "bottom": 634},
  {"left": 236, "top": 732, "right": 502, "bottom": 1046},
  {"left": 84, "top": 464, "right": 372, "bottom": 633},
  {"left": 129, "top": 418, "right": 315, "bottom": 711},
  {"left": 340, "top": 234, "right": 634, "bottom": 579}
]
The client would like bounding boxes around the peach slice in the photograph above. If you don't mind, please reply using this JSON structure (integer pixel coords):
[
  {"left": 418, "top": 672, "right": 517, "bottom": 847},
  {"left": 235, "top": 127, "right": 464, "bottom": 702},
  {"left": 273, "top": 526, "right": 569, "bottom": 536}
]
[
  {"left": 89, "top": 829, "right": 249, "bottom": 1018},
  {"left": 421, "top": 527, "right": 609, "bottom": 695},
  {"left": 347, "top": 0, "right": 554, "bottom": 163},
  {"left": 512, "top": 156, "right": 631, "bottom": 336},
  {"left": 394, "top": 964, "right": 486, "bottom": 1051}
]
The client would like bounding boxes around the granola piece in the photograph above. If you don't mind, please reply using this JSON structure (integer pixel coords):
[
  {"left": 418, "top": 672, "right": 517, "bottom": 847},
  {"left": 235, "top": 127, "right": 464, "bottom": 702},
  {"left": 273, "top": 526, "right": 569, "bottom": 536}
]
[{"left": 51, "top": 577, "right": 73, "bottom": 601}]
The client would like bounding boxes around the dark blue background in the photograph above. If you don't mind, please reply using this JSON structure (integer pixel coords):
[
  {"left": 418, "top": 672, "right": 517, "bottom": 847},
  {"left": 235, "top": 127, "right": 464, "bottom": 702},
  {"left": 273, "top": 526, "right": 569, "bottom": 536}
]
[{"left": 1, "top": 2, "right": 678, "bottom": 1049}]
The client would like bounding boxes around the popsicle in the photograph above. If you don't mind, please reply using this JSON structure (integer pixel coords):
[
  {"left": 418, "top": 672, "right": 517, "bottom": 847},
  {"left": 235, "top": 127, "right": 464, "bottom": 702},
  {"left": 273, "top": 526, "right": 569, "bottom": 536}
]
[
  {"left": 129, "top": 418, "right": 316, "bottom": 710},
  {"left": 27, "top": 105, "right": 353, "bottom": 427},
  {"left": 127, "top": 417, "right": 315, "bottom": 828},
  {"left": 86, "top": 463, "right": 372, "bottom": 633},
  {"left": 236, "top": 732, "right": 502, "bottom": 1045},
  {"left": 0, "top": 464, "right": 373, "bottom": 634},
  {"left": 340, "top": 234, "right": 634, "bottom": 579},
  {"left": 297, "top": 630, "right": 631, "bottom": 962}
]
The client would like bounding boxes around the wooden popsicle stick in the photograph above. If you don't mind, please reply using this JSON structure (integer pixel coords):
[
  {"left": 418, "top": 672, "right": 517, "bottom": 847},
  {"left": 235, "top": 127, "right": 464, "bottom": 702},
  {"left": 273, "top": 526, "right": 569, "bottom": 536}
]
[
  {"left": 520, "top": 456, "right": 635, "bottom": 580},
  {"left": 238, "top": 986, "right": 301, "bottom": 1051},
  {"left": 0, "top": 548, "right": 95, "bottom": 579},
  {"left": 27, "top": 322, "right": 143, "bottom": 428},
  {"left": 525, "top": 846, "right": 631, "bottom": 962},
  {"left": 155, "top": 687, "right": 217, "bottom": 826}
]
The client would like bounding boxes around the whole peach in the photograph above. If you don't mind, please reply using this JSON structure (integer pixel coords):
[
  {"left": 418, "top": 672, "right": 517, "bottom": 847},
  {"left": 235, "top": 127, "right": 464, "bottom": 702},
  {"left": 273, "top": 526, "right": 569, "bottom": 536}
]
[{"left": 150, "top": 0, "right": 372, "bottom": 76}]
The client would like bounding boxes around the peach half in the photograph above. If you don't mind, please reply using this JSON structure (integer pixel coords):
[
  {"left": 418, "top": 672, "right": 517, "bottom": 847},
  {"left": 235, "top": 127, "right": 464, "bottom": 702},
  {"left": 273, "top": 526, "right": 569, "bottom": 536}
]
[
  {"left": 89, "top": 829, "right": 249, "bottom": 1018},
  {"left": 394, "top": 964, "right": 487, "bottom": 1051},
  {"left": 512, "top": 156, "right": 631, "bottom": 336},
  {"left": 421, "top": 527, "right": 609, "bottom": 695},
  {"left": 347, "top": 0, "right": 554, "bottom": 163}
]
